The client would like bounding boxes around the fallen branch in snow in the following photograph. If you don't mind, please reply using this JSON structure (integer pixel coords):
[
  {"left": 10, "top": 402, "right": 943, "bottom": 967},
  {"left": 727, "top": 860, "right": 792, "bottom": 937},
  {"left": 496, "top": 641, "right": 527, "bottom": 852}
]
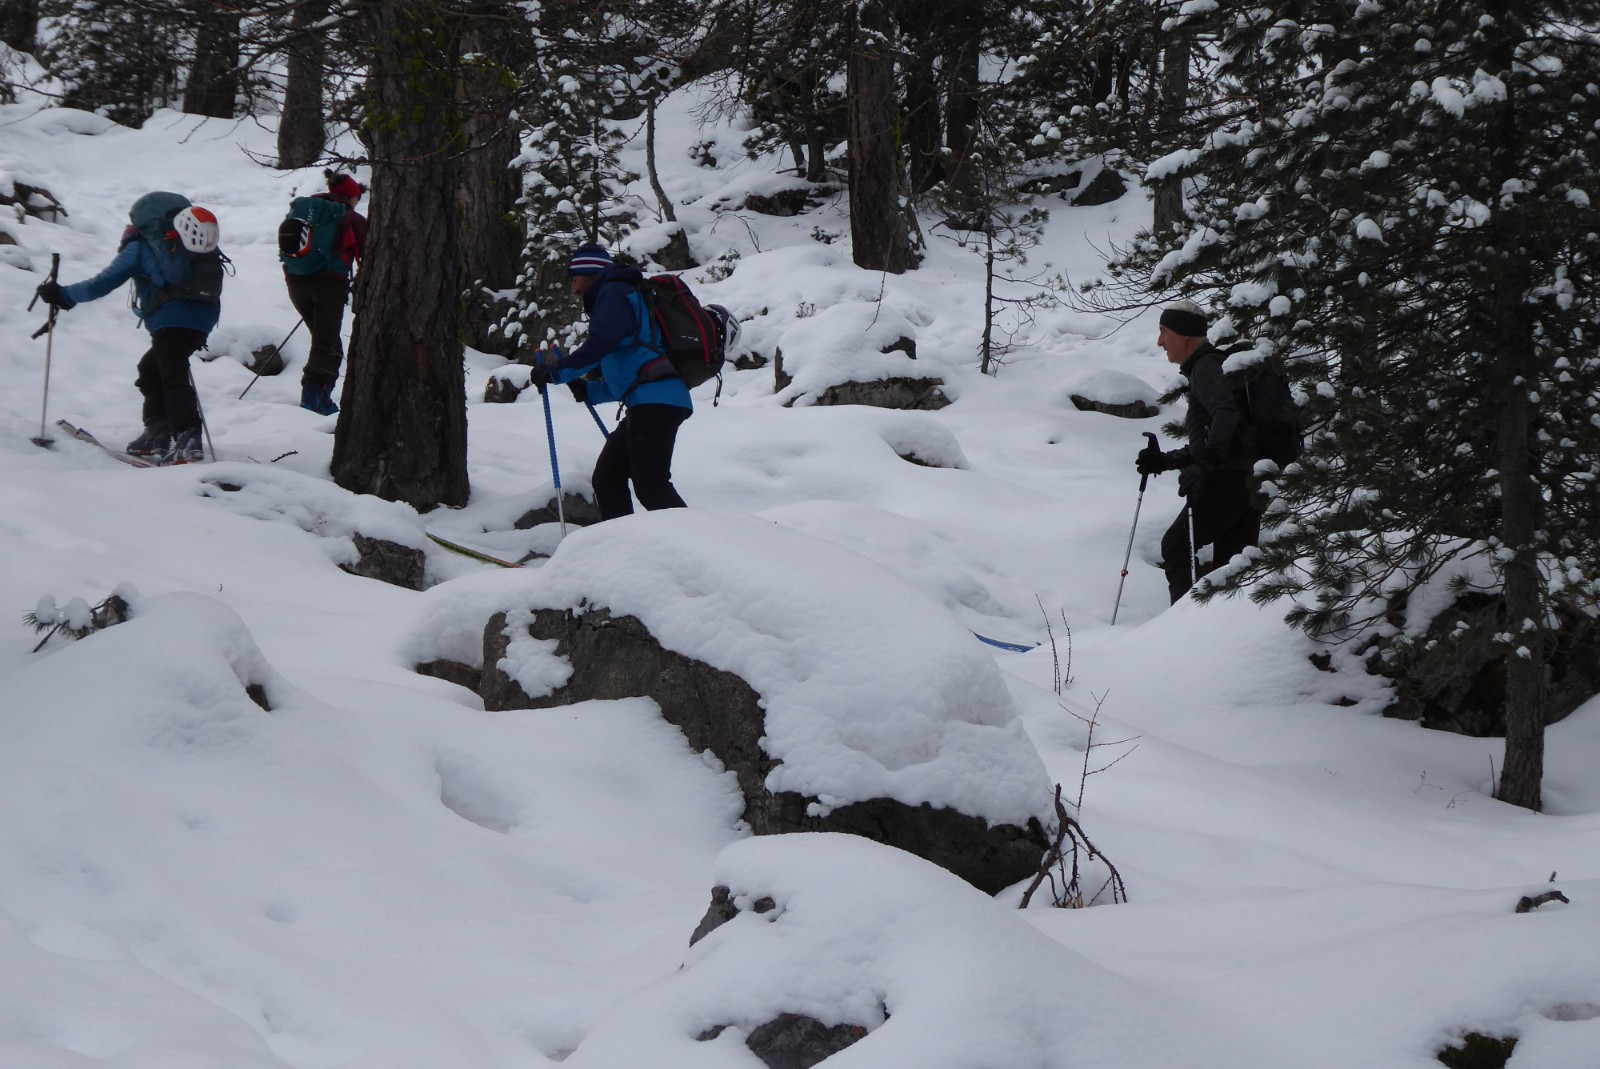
[
  {"left": 1018, "top": 783, "right": 1128, "bottom": 909},
  {"left": 24, "top": 593, "right": 130, "bottom": 652},
  {"left": 1514, "top": 890, "right": 1569, "bottom": 913}
]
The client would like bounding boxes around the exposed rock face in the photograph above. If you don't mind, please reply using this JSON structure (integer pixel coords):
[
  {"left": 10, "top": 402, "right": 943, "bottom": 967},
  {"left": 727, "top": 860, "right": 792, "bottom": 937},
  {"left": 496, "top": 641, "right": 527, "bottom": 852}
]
[
  {"left": 690, "top": 888, "right": 872, "bottom": 1067},
  {"left": 1071, "top": 166, "right": 1127, "bottom": 206},
  {"left": 1373, "top": 593, "right": 1600, "bottom": 735},
  {"left": 743, "top": 187, "right": 812, "bottom": 217},
  {"left": 744, "top": 1014, "right": 870, "bottom": 1069},
  {"left": 638, "top": 225, "right": 697, "bottom": 271},
  {"left": 513, "top": 492, "right": 603, "bottom": 531},
  {"left": 478, "top": 606, "right": 1047, "bottom": 893},
  {"left": 483, "top": 375, "right": 522, "bottom": 404},
  {"left": 807, "top": 377, "right": 950, "bottom": 410},
  {"left": 342, "top": 534, "right": 425, "bottom": 590},
  {"left": 416, "top": 659, "right": 482, "bottom": 693},
  {"left": 772, "top": 335, "right": 947, "bottom": 410},
  {"left": 2, "top": 181, "right": 67, "bottom": 223},
  {"left": 1068, "top": 394, "right": 1159, "bottom": 420}
]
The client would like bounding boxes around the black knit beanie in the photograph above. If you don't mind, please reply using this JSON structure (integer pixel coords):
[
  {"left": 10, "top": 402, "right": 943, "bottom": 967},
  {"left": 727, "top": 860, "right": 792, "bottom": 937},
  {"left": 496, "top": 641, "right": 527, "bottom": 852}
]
[{"left": 1158, "top": 304, "right": 1209, "bottom": 338}]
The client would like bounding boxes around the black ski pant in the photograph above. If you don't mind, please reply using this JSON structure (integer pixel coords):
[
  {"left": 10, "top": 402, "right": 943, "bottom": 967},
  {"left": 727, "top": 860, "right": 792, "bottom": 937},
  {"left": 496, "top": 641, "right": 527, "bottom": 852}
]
[
  {"left": 592, "top": 403, "right": 691, "bottom": 520},
  {"left": 135, "top": 327, "right": 207, "bottom": 433},
  {"left": 285, "top": 273, "right": 351, "bottom": 388},
  {"left": 1160, "top": 470, "right": 1261, "bottom": 604}
]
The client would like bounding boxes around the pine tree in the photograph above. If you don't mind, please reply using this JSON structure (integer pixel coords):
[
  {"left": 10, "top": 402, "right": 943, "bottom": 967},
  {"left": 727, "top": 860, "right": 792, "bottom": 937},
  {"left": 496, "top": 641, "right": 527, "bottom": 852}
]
[
  {"left": 42, "top": 0, "right": 182, "bottom": 127},
  {"left": 1105, "top": 0, "right": 1600, "bottom": 810},
  {"left": 497, "top": 6, "right": 643, "bottom": 361}
]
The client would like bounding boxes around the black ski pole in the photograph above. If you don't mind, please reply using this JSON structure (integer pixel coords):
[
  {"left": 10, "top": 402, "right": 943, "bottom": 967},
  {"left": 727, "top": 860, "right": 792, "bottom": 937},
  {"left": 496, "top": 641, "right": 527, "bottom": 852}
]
[
  {"left": 239, "top": 318, "right": 302, "bottom": 399},
  {"left": 1111, "top": 431, "right": 1159, "bottom": 625},
  {"left": 29, "top": 253, "right": 62, "bottom": 447}
]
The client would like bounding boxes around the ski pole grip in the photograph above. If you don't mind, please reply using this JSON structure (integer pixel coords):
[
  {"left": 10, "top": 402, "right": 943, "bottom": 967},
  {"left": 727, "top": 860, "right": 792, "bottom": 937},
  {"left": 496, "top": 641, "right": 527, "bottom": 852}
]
[
  {"left": 28, "top": 253, "right": 60, "bottom": 312},
  {"left": 1138, "top": 431, "right": 1158, "bottom": 491}
]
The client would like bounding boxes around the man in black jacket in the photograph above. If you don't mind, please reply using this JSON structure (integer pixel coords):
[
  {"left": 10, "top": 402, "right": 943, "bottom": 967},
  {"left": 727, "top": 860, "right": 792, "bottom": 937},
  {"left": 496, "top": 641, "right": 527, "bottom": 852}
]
[{"left": 1136, "top": 300, "right": 1262, "bottom": 603}]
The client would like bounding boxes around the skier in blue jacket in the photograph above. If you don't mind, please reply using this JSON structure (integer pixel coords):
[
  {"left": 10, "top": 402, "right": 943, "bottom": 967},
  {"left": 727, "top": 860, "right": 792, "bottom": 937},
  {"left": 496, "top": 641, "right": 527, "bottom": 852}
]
[
  {"left": 35, "top": 196, "right": 222, "bottom": 463},
  {"left": 531, "top": 243, "right": 692, "bottom": 520}
]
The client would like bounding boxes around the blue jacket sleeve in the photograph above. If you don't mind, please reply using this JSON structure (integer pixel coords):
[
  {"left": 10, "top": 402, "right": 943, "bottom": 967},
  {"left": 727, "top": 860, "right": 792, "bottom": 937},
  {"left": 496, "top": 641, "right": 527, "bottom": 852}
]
[
  {"left": 555, "top": 282, "right": 640, "bottom": 373},
  {"left": 62, "top": 241, "right": 140, "bottom": 306}
]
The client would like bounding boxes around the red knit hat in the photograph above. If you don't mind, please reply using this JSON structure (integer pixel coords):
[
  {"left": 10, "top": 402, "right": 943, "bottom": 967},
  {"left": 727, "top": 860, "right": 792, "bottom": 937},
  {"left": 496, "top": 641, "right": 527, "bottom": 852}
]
[{"left": 327, "top": 173, "right": 362, "bottom": 202}]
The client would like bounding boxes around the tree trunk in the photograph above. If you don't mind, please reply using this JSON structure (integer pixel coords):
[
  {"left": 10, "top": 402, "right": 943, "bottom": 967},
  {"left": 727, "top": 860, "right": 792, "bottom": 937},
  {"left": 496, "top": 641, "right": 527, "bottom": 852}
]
[
  {"left": 183, "top": 2, "right": 240, "bottom": 118},
  {"left": 1, "top": 0, "right": 37, "bottom": 53},
  {"left": 1493, "top": 253, "right": 1545, "bottom": 811},
  {"left": 939, "top": 0, "right": 983, "bottom": 205},
  {"left": 332, "top": 0, "right": 470, "bottom": 510},
  {"left": 277, "top": 0, "right": 330, "bottom": 169},
  {"left": 457, "top": 6, "right": 524, "bottom": 354},
  {"left": 1152, "top": 26, "right": 1190, "bottom": 233},
  {"left": 847, "top": 0, "right": 915, "bottom": 273},
  {"left": 1483, "top": 24, "right": 1544, "bottom": 812}
]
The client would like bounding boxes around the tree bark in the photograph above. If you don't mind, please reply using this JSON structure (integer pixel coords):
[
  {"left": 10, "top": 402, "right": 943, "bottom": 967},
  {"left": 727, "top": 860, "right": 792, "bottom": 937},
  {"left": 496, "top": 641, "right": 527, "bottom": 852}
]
[
  {"left": 277, "top": 0, "right": 330, "bottom": 169},
  {"left": 1484, "top": 21, "right": 1544, "bottom": 812},
  {"left": 939, "top": 0, "right": 983, "bottom": 205},
  {"left": 1152, "top": 25, "right": 1190, "bottom": 233},
  {"left": 457, "top": 5, "right": 524, "bottom": 353},
  {"left": 1493, "top": 239, "right": 1545, "bottom": 811},
  {"left": 847, "top": 0, "right": 915, "bottom": 273},
  {"left": 182, "top": 1, "right": 240, "bottom": 118},
  {"left": 331, "top": 0, "right": 470, "bottom": 510}
]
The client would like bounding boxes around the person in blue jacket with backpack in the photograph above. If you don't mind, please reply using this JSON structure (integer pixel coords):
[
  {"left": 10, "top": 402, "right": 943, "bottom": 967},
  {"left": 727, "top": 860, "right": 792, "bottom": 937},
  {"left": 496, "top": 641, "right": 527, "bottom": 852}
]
[
  {"left": 530, "top": 243, "right": 692, "bottom": 520},
  {"left": 34, "top": 192, "right": 222, "bottom": 463}
]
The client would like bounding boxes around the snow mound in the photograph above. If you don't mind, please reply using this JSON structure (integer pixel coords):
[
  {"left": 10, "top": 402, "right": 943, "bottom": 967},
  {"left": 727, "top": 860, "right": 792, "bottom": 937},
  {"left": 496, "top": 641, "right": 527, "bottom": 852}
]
[
  {"left": 773, "top": 301, "right": 929, "bottom": 406},
  {"left": 565, "top": 833, "right": 1256, "bottom": 1069},
  {"left": 411, "top": 509, "right": 1052, "bottom": 825}
]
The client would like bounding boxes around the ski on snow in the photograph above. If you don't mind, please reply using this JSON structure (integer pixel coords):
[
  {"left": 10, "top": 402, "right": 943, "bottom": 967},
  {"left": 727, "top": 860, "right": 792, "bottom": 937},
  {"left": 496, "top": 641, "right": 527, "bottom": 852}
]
[
  {"left": 53, "top": 420, "right": 206, "bottom": 468},
  {"left": 54, "top": 420, "right": 160, "bottom": 467},
  {"left": 425, "top": 532, "right": 526, "bottom": 569}
]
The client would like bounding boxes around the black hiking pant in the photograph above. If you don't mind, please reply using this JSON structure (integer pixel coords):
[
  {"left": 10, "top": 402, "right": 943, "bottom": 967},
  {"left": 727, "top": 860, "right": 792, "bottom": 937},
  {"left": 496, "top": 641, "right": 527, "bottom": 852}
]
[
  {"left": 1160, "top": 469, "right": 1261, "bottom": 604},
  {"left": 135, "top": 327, "right": 207, "bottom": 433},
  {"left": 285, "top": 273, "right": 351, "bottom": 388},
  {"left": 592, "top": 404, "right": 691, "bottom": 520}
]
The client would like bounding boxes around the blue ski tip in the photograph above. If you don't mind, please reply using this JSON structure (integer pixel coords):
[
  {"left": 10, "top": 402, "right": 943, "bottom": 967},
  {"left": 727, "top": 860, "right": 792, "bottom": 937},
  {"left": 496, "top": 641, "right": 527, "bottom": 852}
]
[{"left": 971, "top": 631, "right": 1037, "bottom": 653}]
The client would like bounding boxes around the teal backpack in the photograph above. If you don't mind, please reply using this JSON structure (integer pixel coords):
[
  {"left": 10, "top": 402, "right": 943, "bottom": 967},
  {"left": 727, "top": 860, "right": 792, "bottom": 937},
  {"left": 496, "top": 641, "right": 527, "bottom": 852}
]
[
  {"left": 124, "top": 191, "right": 227, "bottom": 314},
  {"left": 278, "top": 196, "right": 349, "bottom": 276}
]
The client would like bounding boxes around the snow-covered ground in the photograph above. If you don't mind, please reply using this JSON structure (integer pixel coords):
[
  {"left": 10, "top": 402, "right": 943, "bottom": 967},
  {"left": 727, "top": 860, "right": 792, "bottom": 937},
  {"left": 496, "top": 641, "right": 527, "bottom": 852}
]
[{"left": 1, "top": 73, "right": 1597, "bottom": 1069}]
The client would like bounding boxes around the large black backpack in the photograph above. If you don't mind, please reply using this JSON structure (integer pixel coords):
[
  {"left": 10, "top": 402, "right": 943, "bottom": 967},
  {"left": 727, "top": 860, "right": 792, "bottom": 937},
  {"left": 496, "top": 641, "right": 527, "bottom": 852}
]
[
  {"left": 1221, "top": 343, "right": 1304, "bottom": 467},
  {"left": 634, "top": 274, "right": 726, "bottom": 388}
]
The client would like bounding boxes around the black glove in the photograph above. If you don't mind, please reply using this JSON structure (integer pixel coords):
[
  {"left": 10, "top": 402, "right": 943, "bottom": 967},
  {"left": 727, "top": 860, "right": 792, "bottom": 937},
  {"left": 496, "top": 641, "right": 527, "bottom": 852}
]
[
  {"left": 35, "top": 280, "right": 73, "bottom": 310},
  {"left": 566, "top": 378, "right": 588, "bottom": 403},
  {"left": 1135, "top": 443, "right": 1168, "bottom": 476},
  {"left": 1178, "top": 458, "right": 1214, "bottom": 498},
  {"left": 528, "top": 363, "right": 551, "bottom": 390}
]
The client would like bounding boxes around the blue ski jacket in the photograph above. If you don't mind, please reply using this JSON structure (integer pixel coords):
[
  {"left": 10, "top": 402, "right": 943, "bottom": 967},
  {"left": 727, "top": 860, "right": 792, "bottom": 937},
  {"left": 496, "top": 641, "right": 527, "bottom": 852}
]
[
  {"left": 547, "top": 265, "right": 692, "bottom": 412},
  {"left": 61, "top": 234, "right": 221, "bottom": 335}
]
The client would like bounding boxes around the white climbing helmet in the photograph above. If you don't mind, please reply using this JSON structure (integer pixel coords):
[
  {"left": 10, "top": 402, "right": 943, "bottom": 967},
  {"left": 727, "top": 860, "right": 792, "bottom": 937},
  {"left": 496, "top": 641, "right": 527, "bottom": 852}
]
[
  {"left": 707, "top": 304, "right": 740, "bottom": 353},
  {"left": 173, "top": 205, "right": 220, "bottom": 254}
]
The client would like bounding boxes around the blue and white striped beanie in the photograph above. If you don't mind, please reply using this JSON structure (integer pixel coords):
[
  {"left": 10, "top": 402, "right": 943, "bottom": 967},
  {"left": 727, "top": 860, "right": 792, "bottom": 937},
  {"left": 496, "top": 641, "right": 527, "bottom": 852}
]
[{"left": 567, "top": 243, "right": 613, "bottom": 278}]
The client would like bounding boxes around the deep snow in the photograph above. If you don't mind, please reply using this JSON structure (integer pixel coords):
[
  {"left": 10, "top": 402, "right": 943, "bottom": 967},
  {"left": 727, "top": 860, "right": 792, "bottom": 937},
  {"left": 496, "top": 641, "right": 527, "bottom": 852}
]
[{"left": 1, "top": 63, "right": 1597, "bottom": 1069}]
